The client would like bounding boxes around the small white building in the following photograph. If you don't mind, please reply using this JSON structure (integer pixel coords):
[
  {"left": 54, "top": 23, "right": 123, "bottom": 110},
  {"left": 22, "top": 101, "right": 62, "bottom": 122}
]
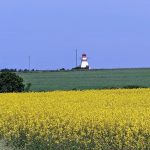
[{"left": 81, "top": 53, "right": 89, "bottom": 69}]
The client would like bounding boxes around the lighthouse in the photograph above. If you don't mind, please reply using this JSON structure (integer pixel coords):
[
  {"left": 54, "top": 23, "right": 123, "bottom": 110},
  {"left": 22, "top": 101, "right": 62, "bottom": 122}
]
[{"left": 81, "top": 53, "right": 89, "bottom": 69}]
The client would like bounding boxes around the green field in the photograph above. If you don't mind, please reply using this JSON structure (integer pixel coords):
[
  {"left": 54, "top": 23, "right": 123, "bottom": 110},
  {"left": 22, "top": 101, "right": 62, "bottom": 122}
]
[{"left": 18, "top": 68, "right": 150, "bottom": 91}]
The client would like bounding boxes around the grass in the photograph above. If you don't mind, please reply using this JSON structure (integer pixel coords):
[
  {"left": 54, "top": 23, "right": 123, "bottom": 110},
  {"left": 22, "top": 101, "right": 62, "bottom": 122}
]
[{"left": 17, "top": 68, "right": 150, "bottom": 91}]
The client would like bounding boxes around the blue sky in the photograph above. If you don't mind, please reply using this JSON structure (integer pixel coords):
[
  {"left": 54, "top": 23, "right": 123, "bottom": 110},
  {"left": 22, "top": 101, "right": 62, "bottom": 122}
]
[{"left": 0, "top": 0, "right": 150, "bottom": 70}]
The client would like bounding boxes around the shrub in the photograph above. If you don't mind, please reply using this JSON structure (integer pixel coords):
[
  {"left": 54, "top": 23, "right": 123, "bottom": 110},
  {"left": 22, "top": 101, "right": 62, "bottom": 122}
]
[
  {"left": 123, "top": 85, "right": 147, "bottom": 89},
  {"left": 24, "top": 83, "right": 32, "bottom": 92},
  {"left": 0, "top": 72, "right": 25, "bottom": 93}
]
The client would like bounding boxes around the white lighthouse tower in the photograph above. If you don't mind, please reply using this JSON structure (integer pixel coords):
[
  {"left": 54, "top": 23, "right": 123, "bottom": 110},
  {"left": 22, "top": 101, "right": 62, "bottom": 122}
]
[{"left": 81, "top": 53, "right": 89, "bottom": 69}]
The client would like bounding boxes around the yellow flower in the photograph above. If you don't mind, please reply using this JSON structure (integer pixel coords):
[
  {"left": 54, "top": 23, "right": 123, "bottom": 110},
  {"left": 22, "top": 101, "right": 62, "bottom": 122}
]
[{"left": 0, "top": 89, "right": 149, "bottom": 149}]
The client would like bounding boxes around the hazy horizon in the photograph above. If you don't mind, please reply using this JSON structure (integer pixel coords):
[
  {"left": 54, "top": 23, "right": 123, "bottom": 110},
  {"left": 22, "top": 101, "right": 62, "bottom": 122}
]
[{"left": 0, "top": 0, "right": 150, "bottom": 70}]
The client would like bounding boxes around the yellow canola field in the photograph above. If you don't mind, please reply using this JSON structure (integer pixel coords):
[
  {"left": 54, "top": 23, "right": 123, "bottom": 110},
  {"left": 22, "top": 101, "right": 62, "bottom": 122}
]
[{"left": 0, "top": 89, "right": 150, "bottom": 149}]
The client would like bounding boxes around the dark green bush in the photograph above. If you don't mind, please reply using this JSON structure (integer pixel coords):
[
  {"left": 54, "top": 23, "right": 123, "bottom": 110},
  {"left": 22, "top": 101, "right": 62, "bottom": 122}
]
[
  {"left": 25, "top": 83, "right": 32, "bottom": 92},
  {"left": 0, "top": 72, "right": 25, "bottom": 93},
  {"left": 123, "top": 85, "right": 147, "bottom": 89}
]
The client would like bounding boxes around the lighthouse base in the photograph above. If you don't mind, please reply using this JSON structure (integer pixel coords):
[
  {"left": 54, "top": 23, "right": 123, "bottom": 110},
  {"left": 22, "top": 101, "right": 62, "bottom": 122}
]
[{"left": 81, "top": 61, "right": 89, "bottom": 69}]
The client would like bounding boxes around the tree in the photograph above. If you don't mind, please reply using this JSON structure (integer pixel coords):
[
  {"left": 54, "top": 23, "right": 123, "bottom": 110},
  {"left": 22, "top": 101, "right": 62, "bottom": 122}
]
[{"left": 0, "top": 72, "right": 25, "bottom": 93}]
